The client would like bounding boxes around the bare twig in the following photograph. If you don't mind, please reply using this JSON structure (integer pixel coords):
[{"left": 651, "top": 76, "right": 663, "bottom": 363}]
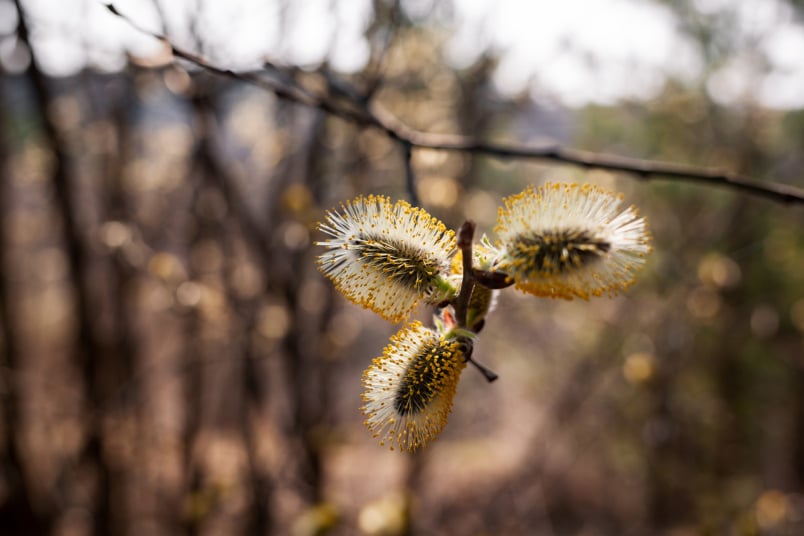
[
  {"left": 453, "top": 222, "right": 498, "bottom": 382},
  {"left": 102, "top": 2, "right": 804, "bottom": 205},
  {"left": 454, "top": 221, "right": 477, "bottom": 330},
  {"left": 370, "top": 106, "right": 804, "bottom": 205}
]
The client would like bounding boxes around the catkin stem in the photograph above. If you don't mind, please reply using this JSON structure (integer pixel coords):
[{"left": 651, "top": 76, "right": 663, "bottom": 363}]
[
  {"left": 454, "top": 221, "right": 476, "bottom": 329},
  {"left": 453, "top": 221, "right": 498, "bottom": 383}
]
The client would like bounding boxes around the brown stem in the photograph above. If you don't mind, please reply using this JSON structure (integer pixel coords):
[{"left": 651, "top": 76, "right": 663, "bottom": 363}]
[
  {"left": 452, "top": 221, "right": 498, "bottom": 382},
  {"left": 453, "top": 221, "right": 476, "bottom": 330}
]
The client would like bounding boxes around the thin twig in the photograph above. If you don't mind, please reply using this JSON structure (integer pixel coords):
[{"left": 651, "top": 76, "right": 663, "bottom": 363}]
[
  {"left": 454, "top": 221, "right": 476, "bottom": 330},
  {"left": 401, "top": 140, "right": 419, "bottom": 205},
  {"left": 103, "top": 4, "right": 376, "bottom": 126},
  {"left": 370, "top": 106, "right": 804, "bottom": 205},
  {"left": 453, "top": 221, "right": 498, "bottom": 382},
  {"left": 102, "top": 1, "right": 804, "bottom": 205}
]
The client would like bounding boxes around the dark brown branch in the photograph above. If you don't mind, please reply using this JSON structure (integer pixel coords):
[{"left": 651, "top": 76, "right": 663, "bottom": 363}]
[
  {"left": 452, "top": 222, "right": 498, "bottom": 383},
  {"left": 369, "top": 106, "right": 804, "bottom": 205},
  {"left": 103, "top": 4, "right": 377, "bottom": 127},
  {"left": 103, "top": 2, "right": 804, "bottom": 205},
  {"left": 453, "top": 221, "right": 476, "bottom": 330}
]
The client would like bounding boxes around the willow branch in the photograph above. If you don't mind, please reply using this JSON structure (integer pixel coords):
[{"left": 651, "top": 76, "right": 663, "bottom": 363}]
[
  {"left": 370, "top": 106, "right": 804, "bottom": 205},
  {"left": 453, "top": 221, "right": 476, "bottom": 330},
  {"left": 103, "top": 4, "right": 376, "bottom": 126},
  {"left": 452, "top": 222, "right": 498, "bottom": 382},
  {"left": 103, "top": 2, "right": 804, "bottom": 205}
]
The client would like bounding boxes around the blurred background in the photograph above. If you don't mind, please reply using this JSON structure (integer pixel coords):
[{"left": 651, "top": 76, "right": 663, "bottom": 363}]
[{"left": 1, "top": 0, "right": 804, "bottom": 534}]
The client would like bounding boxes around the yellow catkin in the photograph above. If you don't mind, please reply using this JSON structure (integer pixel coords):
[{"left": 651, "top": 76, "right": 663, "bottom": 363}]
[
  {"left": 317, "top": 196, "right": 457, "bottom": 322},
  {"left": 361, "top": 322, "right": 467, "bottom": 451},
  {"left": 493, "top": 182, "right": 652, "bottom": 300}
]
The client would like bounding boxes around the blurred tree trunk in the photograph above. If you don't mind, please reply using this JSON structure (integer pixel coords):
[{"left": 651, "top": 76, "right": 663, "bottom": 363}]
[
  {"left": 0, "top": 72, "right": 54, "bottom": 536},
  {"left": 13, "top": 1, "right": 116, "bottom": 533},
  {"left": 186, "top": 85, "right": 275, "bottom": 534},
  {"left": 278, "top": 108, "right": 333, "bottom": 506}
]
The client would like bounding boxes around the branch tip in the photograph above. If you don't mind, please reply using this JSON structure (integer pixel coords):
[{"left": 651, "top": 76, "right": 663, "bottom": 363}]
[
  {"left": 468, "top": 356, "right": 499, "bottom": 383},
  {"left": 472, "top": 269, "right": 513, "bottom": 290},
  {"left": 457, "top": 221, "right": 476, "bottom": 248}
]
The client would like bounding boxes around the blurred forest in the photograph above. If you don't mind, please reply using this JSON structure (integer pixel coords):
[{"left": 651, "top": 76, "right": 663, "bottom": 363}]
[{"left": 1, "top": 0, "right": 804, "bottom": 534}]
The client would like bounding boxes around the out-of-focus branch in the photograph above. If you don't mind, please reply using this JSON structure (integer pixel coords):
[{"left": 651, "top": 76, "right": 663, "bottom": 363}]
[
  {"left": 0, "top": 63, "right": 52, "bottom": 535},
  {"left": 102, "top": 2, "right": 804, "bottom": 205},
  {"left": 361, "top": 0, "right": 404, "bottom": 100},
  {"left": 369, "top": 104, "right": 804, "bottom": 206},
  {"left": 15, "top": 1, "right": 112, "bottom": 534},
  {"left": 401, "top": 140, "right": 419, "bottom": 206},
  {"left": 103, "top": 4, "right": 372, "bottom": 124}
]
